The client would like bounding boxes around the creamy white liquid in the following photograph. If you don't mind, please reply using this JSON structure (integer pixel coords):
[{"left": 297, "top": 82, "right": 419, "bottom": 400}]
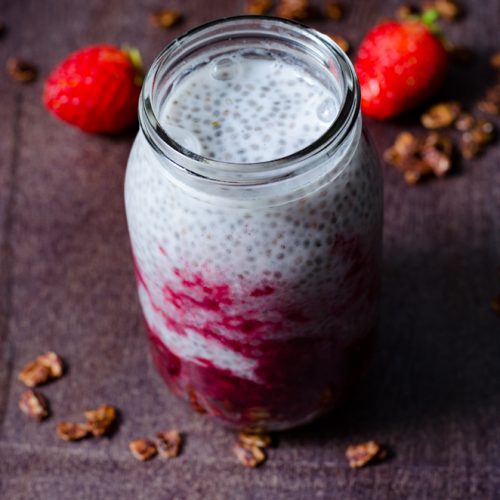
[{"left": 162, "top": 53, "right": 338, "bottom": 163}]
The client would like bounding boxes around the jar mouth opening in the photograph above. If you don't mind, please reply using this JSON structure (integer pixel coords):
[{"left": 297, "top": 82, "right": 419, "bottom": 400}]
[{"left": 140, "top": 15, "right": 360, "bottom": 185}]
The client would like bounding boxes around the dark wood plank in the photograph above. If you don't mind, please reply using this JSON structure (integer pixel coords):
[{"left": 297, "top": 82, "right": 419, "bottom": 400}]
[{"left": 0, "top": 80, "right": 20, "bottom": 432}]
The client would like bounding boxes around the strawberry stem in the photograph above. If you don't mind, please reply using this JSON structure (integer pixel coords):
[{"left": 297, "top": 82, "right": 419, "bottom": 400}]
[
  {"left": 122, "top": 45, "right": 144, "bottom": 86},
  {"left": 419, "top": 8, "right": 444, "bottom": 38},
  {"left": 421, "top": 8, "right": 440, "bottom": 26}
]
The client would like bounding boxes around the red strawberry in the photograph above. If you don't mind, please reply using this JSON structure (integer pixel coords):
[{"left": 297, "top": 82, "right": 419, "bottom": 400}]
[
  {"left": 354, "top": 15, "right": 448, "bottom": 120},
  {"left": 44, "top": 45, "right": 143, "bottom": 133}
]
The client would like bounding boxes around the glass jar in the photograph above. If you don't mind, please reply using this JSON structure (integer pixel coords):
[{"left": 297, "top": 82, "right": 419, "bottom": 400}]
[{"left": 125, "top": 16, "right": 383, "bottom": 431}]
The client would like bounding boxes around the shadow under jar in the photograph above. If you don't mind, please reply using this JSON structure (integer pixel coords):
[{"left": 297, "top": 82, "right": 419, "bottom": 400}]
[{"left": 125, "top": 16, "right": 383, "bottom": 431}]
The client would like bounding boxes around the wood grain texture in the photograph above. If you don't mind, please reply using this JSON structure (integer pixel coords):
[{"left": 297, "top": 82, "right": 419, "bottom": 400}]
[{"left": 0, "top": 1, "right": 499, "bottom": 498}]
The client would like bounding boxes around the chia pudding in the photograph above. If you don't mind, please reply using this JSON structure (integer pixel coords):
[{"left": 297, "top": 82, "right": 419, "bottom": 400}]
[
  {"left": 125, "top": 17, "right": 383, "bottom": 430},
  {"left": 163, "top": 53, "right": 335, "bottom": 163}
]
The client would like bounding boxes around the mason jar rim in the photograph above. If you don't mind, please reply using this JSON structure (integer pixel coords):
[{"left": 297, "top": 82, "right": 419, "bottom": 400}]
[{"left": 139, "top": 15, "right": 361, "bottom": 187}]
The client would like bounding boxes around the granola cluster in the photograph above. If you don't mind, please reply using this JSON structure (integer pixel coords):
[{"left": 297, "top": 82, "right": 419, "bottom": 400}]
[
  {"left": 233, "top": 429, "right": 272, "bottom": 468},
  {"left": 346, "top": 440, "right": 388, "bottom": 468},
  {"left": 17, "top": 352, "right": 65, "bottom": 421},
  {"left": 129, "top": 439, "right": 158, "bottom": 461},
  {"left": 328, "top": 34, "right": 350, "bottom": 53},
  {"left": 325, "top": 1, "right": 344, "bottom": 21},
  {"left": 478, "top": 54, "right": 500, "bottom": 117},
  {"left": 156, "top": 430, "right": 183, "bottom": 458},
  {"left": 149, "top": 9, "right": 182, "bottom": 29},
  {"left": 385, "top": 91, "right": 496, "bottom": 184},
  {"left": 16, "top": 353, "right": 119, "bottom": 441},
  {"left": 421, "top": 101, "right": 462, "bottom": 129},
  {"left": 275, "top": 0, "right": 311, "bottom": 20},
  {"left": 383, "top": 2, "right": 499, "bottom": 184},
  {"left": 245, "top": 0, "right": 273, "bottom": 15},
  {"left": 57, "top": 404, "right": 117, "bottom": 441},
  {"left": 384, "top": 131, "right": 453, "bottom": 184},
  {"left": 18, "top": 390, "right": 49, "bottom": 421},
  {"left": 2, "top": 20, "right": 37, "bottom": 82},
  {"left": 244, "top": 0, "right": 349, "bottom": 49},
  {"left": 129, "top": 430, "right": 183, "bottom": 461},
  {"left": 57, "top": 422, "right": 91, "bottom": 442},
  {"left": 6, "top": 57, "right": 37, "bottom": 83},
  {"left": 16, "top": 350, "right": 391, "bottom": 470},
  {"left": 423, "top": 0, "right": 462, "bottom": 20},
  {"left": 18, "top": 351, "right": 64, "bottom": 387},
  {"left": 84, "top": 404, "right": 118, "bottom": 437}
]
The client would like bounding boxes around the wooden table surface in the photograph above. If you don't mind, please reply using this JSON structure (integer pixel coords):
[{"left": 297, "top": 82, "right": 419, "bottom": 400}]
[{"left": 0, "top": 1, "right": 499, "bottom": 498}]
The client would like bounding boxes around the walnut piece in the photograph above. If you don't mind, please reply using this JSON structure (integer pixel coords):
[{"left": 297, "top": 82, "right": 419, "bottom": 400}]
[
  {"left": 84, "top": 404, "right": 117, "bottom": 437},
  {"left": 6, "top": 58, "right": 37, "bottom": 83},
  {"left": 396, "top": 4, "right": 420, "bottom": 20},
  {"left": 346, "top": 440, "right": 387, "bottom": 468},
  {"left": 129, "top": 439, "right": 158, "bottom": 461},
  {"left": 245, "top": 0, "right": 273, "bottom": 15},
  {"left": 421, "top": 101, "right": 461, "bottom": 129},
  {"left": 384, "top": 132, "right": 430, "bottom": 184},
  {"left": 233, "top": 441, "right": 267, "bottom": 468},
  {"left": 434, "top": 0, "right": 462, "bottom": 20},
  {"left": 57, "top": 422, "right": 90, "bottom": 441},
  {"left": 156, "top": 430, "right": 183, "bottom": 458},
  {"left": 478, "top": 83, "right": 500, "bottom": 116},
  {"left": 424, "top": 0, "right": 462, "bottom": 20},
  {"left": 18, "top": 361, "right": 50, "bottom": 387},
  {"left": 478, "top": 100, "right": 500, "bottom": 116},
  {"left": 490, "top": 52, "right": 500, "bottom": 71},
  {"left": 239, "top": 429, "right": 272, "bottom": 449},
  {"left": 328, "top": 35, "right": 350, "bottom": 53},
  {"left": 18, "top": 351, "right": 64, "bottom": 387},
  {"left": 421, "top": 132, "right": 453, "bottom": 177},
  {"left": 276, "top": 0, "right": 310, "bottom": 20},
  {"left": 150, "top": 9, "right": 181, "bottom": 29},
  {"left": 384, "top": 131, "right": 453, "bottom": 184},
  {"left": 389, "top": 131, "right": 420, "bottom": 157},
  {"left": 19, "top": 390, "right": 49, "bottom": 421},
  {"left": 325, "top": 1, "right": 344, "bottom": 21},
  {"left": 460, "top": 119, "right": 496, "bottom": 159},
  {"left": 469, "top": 119, "right": 495, "bottom": 143},
  {"left": 38, "top": 352, "right": 64, "bottom": 377},
  {"left": 454, "top": 113, "right": 475, "bottom": 131}
]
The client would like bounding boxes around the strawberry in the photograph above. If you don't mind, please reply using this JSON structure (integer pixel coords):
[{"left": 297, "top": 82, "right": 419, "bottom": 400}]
[
  {"left": 354, "top": 13, "right": 448, "bottom": 120},
  {"left": 43, "top": 45, "right": 143, "bottom": 133}
]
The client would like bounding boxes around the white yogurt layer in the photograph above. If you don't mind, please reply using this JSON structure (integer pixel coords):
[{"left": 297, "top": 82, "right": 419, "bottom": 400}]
[{"left": 162, "top": 52, "right": 338, "bottom": 163}]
